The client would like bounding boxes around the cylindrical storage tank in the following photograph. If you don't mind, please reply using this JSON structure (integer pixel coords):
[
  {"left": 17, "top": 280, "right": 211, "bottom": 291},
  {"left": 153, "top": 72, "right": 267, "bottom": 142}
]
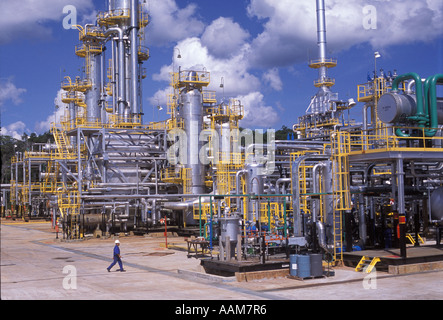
[
  {"left": 289, "top": 254, "right": 299, "bottom": 277},
  {"left": 297, "top": 255, "right": 311, "bottom": 278},
  {"left": 431, "top": 187, "right": 443, "bottom": 221},
  {"left": 219, "top": 216, "right": 240, "bottom": 245},
  {"left": 310, "top": 253, "right": 323, "bottom": 277},
  {"left": 245, "top": 162, "right": 265, "bottom": 222},
  {"left": 215, "top": 122, "right": 232, "bottom": 159},
  {"left": 109, "top": 0, "right": 130, "bottom": 10},
  {"left": 245, "top": 162, "right": 265, "bottom": 196},
  {"left": 377, "top": 93, "right": 416, "bottom": 124}
]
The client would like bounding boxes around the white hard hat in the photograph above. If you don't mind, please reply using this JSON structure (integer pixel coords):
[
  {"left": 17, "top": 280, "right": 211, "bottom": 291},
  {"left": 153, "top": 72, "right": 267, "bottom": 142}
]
[{"left": 115, "top": 240, "right": 120, "bottom": 244}]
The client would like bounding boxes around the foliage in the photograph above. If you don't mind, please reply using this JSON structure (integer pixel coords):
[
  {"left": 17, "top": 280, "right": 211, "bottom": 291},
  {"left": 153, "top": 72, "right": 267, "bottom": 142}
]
[{"left": 0, "top": 131, "right": 54, "bottom": 184}]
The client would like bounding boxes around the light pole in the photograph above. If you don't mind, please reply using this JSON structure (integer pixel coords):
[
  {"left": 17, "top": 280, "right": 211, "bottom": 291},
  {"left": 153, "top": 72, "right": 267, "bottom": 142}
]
[
  {"left": 173, "top": 47, "right": 182, "bottom": 75},
  {"left": 220, "top": 77, "right": 225, "bottom": 101},
  {"left": 374, "top": 51, "right": 381, "bottom": 98}
]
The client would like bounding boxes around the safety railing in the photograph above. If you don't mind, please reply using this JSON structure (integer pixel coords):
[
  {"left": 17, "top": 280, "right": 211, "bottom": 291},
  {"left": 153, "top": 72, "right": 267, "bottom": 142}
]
[
  {"left": 314, "top": 77, "right": 335, "bottom": 87},
  {"left": 74, "top": 44, "right": 103, "bottom": 58},
  {"left": 61, "top": 77, "right": 92, "bottom": 92},
  {"left": 203, "top": 91, "right": 217, "bottom": 104},
  {"left": 171, "top": 70, "right": 211, "bottom": 88},
  {"left": 97, "top": 8, "right": 130, "bottom": 26},
  {"left": 148, "top": 120, "right": 168, "bottom": 130},
  {"left": 138, "top": 45, "right": 150, "bottom": 61},
  {"left": 357, "top": 78, "right": 405, "bottom": 103},
  {"left": 349, "top": 126, "right": 443, "bottom": 154},
  {"left": 206, "top": 100, "right": 244, "bottom": 119},
  {"left": 308, "top": 58, "right": 337, "bottom": 69},
  {"left": 162, "top": 167, "right": 182, "bottom": 182}
]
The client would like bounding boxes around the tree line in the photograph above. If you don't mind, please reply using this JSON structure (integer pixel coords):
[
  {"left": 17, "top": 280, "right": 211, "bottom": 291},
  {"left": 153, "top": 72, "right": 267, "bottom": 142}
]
[{"left": 0, "top": 131, "right": 54, "bottom": 184}]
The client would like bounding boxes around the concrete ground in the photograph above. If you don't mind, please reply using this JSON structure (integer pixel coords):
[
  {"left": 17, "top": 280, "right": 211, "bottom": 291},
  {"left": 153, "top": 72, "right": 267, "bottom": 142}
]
[{"left": 1, "top": 220, "right": 442, "bottom": 301}]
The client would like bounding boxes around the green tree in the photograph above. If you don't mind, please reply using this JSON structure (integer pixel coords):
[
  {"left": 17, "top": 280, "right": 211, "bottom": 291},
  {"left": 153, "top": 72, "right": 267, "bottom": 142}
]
[{"left": 0, "top": 131, "right": 54, "bottom": 184}]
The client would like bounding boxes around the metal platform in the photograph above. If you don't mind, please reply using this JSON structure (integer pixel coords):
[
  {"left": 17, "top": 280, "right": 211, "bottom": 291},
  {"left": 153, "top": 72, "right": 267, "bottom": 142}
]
[
  {"left": 343, "top": 245, "right": 443, "bottom": 270},
  {"left": 201, "top": 258, "right": 290, "bottom": 277}
]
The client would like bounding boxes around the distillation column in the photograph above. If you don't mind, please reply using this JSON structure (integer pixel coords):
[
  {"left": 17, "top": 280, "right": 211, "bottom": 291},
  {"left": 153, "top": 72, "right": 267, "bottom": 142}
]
[
  {"left": 180, "top": 73, "right": 206, "bottom": 196},
  {"left": 86, "top": 53, "right": 102, "bottom": 123}
]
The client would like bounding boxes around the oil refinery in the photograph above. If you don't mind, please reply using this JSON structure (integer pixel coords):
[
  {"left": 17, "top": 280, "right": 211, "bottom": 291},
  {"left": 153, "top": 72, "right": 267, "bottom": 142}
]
[{"left": 2, "top": 0, "right": 443, "bottom": 285}]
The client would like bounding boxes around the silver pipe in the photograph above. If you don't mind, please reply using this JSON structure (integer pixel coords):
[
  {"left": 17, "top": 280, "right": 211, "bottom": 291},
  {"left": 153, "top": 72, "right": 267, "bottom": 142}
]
[
  {"left": 235, "top": 169, "right": 247, "bottom": 208},
  {"left": 245, "top": 143, "right": 323, "bottom": 156},
  {"left": 130, "top": 0, "right": 139, "bottom": 121},
  {"left": 112, "top": 39, "right": 117, "bottom": 114},
  {"left": 275, "top": 140, "right": 325, "bottom": 145},
  {"left": 163, "top": 201, "right": 193, "bottom": 211},
  {"left": 410, "top": 161, "right": 443, "bottom": 178},
  {"left": 397, "top": 158, "right": 405, "bottom": 215},
  {"left": 316, "top": 221, "right": 333, "bottom": 253},
  {"left": 105, "top": 27, "right": 126, "bottom": 116},
  {"left": 292, "top": 154, "right": 330, "bottom": 236},
  {"left": 312, "top": 162, "right": 326, "bottom": 222},
  {"left": 275, "top": 178, "right": 291, "bottom": 195},
  {"left": 162, "top": 196, "right": 213, "bottom": 211},
  {"left": 276, "top": 144, "right": 324, "bottom": 150},
  {"left": 316, "top": 0, "right": 328, "bottom": 81},
  {"left": 358, "top": 193, "right": 366, "bottom": 245}
]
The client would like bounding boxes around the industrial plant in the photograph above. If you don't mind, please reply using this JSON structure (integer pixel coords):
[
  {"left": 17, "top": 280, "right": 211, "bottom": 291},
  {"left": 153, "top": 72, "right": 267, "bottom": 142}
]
[{"left": 2, "top": 0, "right": 443, "bottom": 280}]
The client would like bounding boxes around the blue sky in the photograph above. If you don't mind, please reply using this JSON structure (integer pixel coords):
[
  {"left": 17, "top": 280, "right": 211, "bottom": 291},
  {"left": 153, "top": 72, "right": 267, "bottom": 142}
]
[{"left": 1, "top": 0, "right": 442, "bottom": 139}]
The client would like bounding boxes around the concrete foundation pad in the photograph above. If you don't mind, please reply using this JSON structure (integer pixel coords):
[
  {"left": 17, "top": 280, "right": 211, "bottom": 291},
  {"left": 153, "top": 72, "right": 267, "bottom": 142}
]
[
  {"left": 236, "top": 269, "right": 289, "bottom": 282},
  {"left": 389, "top": 261, "right": 443, "bottom": 274}
]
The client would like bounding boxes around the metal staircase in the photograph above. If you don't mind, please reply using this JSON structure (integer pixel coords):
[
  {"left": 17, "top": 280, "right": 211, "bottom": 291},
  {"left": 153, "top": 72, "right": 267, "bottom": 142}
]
[
  {"left": 355, "top": 256, "right": 381, "bottom": 273},
  {"left": 52, "top": 126, "right": 74, "bottom": 159}
]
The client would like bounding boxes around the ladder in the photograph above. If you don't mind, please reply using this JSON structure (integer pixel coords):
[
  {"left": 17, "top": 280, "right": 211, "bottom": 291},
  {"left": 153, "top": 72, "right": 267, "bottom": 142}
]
[
  {"left": 331, "top": 132, "right": 352, "bottom": 263},
  {"left": 355, "top": 256, "right": 380, "bottom": 273}
]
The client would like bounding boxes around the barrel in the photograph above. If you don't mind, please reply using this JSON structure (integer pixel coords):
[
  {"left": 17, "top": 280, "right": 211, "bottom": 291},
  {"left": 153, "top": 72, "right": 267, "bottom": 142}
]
[
  {"left": 289, "top": 254, "right": 299, "bottom": 277},
  {"left": 310, "top": 253, "right": 323, "bottom": 277},
  {"left": 297, "top": 255, "right": 311, "bottom": 278}
]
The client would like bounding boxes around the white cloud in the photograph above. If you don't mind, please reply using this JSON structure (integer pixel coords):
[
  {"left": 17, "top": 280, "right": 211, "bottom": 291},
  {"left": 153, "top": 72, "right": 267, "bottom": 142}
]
[
  {"left": 147, "top": 87, "right": 174, "bottom": 110},
  {"left": 0, "top": 121, "right": 28, "bottom": 140},
  {"left": 246, "top": 0, "right": 443, "bottom": 67},
  {"left": 201, "top": 17, "right": 250, "bottom": 59},
  {"left": 236, "top": 92, "right": 279, "bottom": 128},
  {"left": 80, "top": 9, "right": 98, "bottom": 25},
  {"left": 146, "top": 0, "right": 205, "bottom": 47},
  {"left": 152, "top": 37, "right": 261, "bottom": 98},
  {"left": 0, "top": 78, "right": 27, "bottom": 107},
  {"left": 150, "top": 18, "right": 282, "bottom": 128},
  {"left": 262, "top": 68, "right": 283, "bottom": 91},
  {"left": 0, "top": 0, "right": 94, "bottom": 44},
  {"left": 35, "top": 89, "right": 69, "bottom": 133}
]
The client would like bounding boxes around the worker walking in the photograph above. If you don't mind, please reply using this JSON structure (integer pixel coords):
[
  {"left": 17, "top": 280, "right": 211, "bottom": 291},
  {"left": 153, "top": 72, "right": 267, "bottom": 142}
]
[{"left": 107, "top": 240, "right": 125, "bottom": 272}]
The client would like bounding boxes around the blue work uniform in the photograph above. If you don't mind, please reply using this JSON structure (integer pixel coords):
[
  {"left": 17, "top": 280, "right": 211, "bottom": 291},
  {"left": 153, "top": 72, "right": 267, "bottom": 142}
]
[{"left": 107, "top": 245, "right": 124, "bottom": 271}]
